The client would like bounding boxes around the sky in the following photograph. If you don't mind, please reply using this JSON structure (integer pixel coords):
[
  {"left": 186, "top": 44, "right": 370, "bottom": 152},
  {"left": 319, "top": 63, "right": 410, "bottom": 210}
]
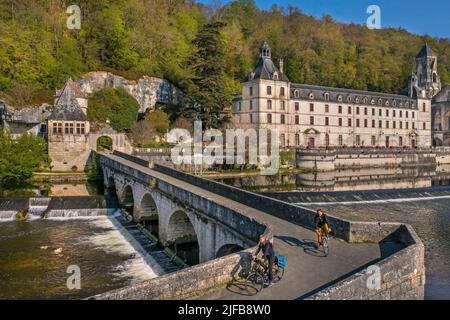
[{"left": 198, "top": 0, "right": 450, "bottom": 39}]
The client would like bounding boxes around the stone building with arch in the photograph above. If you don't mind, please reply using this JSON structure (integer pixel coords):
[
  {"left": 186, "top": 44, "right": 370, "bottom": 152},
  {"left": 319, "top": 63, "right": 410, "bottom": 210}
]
[{"left": 232, "top": 42, "right": 436, "bottom": 149}]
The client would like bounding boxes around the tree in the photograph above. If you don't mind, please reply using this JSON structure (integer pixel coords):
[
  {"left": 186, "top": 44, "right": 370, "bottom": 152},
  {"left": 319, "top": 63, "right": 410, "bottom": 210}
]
[
  {"left": 87, "top": 88, "right": 139, "bottom": 132},
  {"left": 182, "top": 21, "right": 232, "bottom": 129},
  {"left": 0, "top": 128, "right": 49, "bottom": 188},
  {"left": 130, "top": 109, "right": 170, "bottom": 145}
]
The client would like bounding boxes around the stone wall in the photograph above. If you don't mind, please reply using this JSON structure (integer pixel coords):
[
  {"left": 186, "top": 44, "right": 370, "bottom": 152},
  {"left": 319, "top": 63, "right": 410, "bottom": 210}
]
[
  {"left": 308, "top": 224, "right": 425, "bottom": 300},
  {"left": 48, "top": 134, "right": 92, "bottom": 171},
  {"left": 90, "top": 248, "right": 255, "bottom": 300},
  {"left": 297, "top": 148, "right": 441, "bottom": 171}
]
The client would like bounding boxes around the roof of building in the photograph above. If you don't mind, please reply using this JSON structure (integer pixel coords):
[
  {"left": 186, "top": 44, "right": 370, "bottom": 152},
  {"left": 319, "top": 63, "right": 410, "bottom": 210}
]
[
  {"left": 245, "top": 42, "right": 290, "bottom": 82},
  {"left": 48, "top": 87, "right": 88, "bottom": 122},
  {"left": 54, "top": 79, "right": 87, "bottom": 103},
  {"left": 433, "top": 85, "right": 450, "bottom": 103},
  {"left": 417, "top": 43, "right": 436, "bottom": 58}
]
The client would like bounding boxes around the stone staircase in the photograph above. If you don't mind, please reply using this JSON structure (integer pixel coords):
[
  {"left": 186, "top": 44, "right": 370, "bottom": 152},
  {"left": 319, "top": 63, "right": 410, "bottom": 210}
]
[{"left": 114, "top": 214, "right": 184, "bottom": 274}]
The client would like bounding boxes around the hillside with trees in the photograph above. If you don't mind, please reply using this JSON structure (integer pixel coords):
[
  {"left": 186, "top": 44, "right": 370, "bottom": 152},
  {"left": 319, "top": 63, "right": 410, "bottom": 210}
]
[{"left": 1, "top": 0, "right": 449, "bottom": 118}]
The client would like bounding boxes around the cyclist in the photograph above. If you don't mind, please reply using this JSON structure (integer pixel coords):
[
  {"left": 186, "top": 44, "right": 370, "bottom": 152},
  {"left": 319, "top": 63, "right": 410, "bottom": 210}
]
[
  {"left": 315, "top": 209, "right": 332, "bottom": 249},
  {"left": 253, "top": 235, "right": 274, "bottom": 287}
]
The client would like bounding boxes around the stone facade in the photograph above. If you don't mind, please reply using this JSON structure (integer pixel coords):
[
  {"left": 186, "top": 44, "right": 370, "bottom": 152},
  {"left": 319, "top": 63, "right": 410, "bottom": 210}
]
[
  {"left": 432, "top": 85, "right": 450, "bottom": 146},
  {"left": 232, "top": 42, "right": 434, "bottom": 149},
  {"left": 78, "top": 71, "right": 184, "bottom": 113}
]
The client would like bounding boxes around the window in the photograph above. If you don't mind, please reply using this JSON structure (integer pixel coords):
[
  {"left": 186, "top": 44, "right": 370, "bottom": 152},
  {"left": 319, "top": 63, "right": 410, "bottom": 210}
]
[
  {"left": 406, "top": 122, "right": 409, "bottom": 129},
  {"left": 338, "top": 106, "right": 342, "bottom": 114},
  {"left": 393, "top": 110, "right": 396, "bottom": 117},
  {"left": 324, "top": 93, "right": 330, "bottom": 101},
  {"left": 338, "top": 135, "right": 343, "bottom": 146},
  {"left": 348, "top": 106, "right": 352, "bottom": 114},
  {"left": 280, "top": 134, "right": 285, "bottom": 147},
  {"left": 295, "top": 115, "right": 299, "bottom": 125},
  {"left": 400, "top": 121, "right": 403, "bottom": 129},
  {"left": 76, "top": 123, "right": 85, "bottom": 135},
  {"left": 310, "top": 103, "right": 314, "bottom": 112},
  {"left": 356, "top": 135, "right": 361, "bottom": 146},
  {"left": 249, "top": 87, "right": 253, "bottom": 96},
  {"left": 267, "top": 114, "right": 272, "bottom": 124},
  {"left": 372, "top": 108, "right": 375, "bottom": 116},
  {"left": 356, "top": 107, "right": 360, "bottom": 115},
  {"left": 386, "top": 110, "right": 389, "bottom": 117},
  {"left": 325, "top": 104, "right": 329, "bottom": 113},
  {"left": 280, "top": 87, "right": 285, "bottom": 97},
  {"left": 325, "top": 117, "right": 329, "bottom": 126},
  {"left": 294, "top": 90, "right": 300, "bottom": 98},
  {"left": 406, "top": 111, "right": 409, "bottom": 118},
  {"left": 400, "top": 110, "right": 403, "bottom": 118},
  {"left": 386, "top": 136, "right": 390, "bottom": 148},
  {"left": 379, "top": 109, "right": 382, "bottom": 117},
  {"left": 364, "top": 119, "right": 368, "bottom": 128},
  {"left": 412, "top": 112, "right": 415, "bottom": 118},
  {"left": 379, "top": 120, "right": 382, "bottom": 128},
  {"left": 393, "top": 121, "right": 396, "bottom": 129},
  {"left": 53, "top": 122, "right": 62, "bottom": 135},
  {"left": 325, "top": 134, "right": 330, "bottom": 147},
  {"left": 386, "top": 121, "right": 389, "bottom": 129},
  {"left": 423, "top": 122, "right": 426, "bottom": 130},
  {"left": 423, "top": 103, "right": 426, "bottom": 112},
  {"left": 267, "top": 100, "right": 272, "bottom": 110},
  {"left": 295, "top": 102, "right": 299, "bottom": 111},
  {"left": 249, "top": 114, "right": 253, "bottom": 123},
  {"left": 356, "top": 119, "right": 360, "bottom": 127},
  {"left": 364, "top": 108, "right": 368, "bottom": 116},
  {"left": 339, "top": 118, "right": 343, "bottom": 126},
  {"left": 250, "top": 100, "right": 253, "bottom": 110},
  {"left": 371, "top": 136, "right": 376, "bottom": 146},
  {"left": 281, "top": 115, "right": 285, "bottom": 124},
  {"left": 310, "top": 116, "right": 314, "bottom": 125},
  {"left": 65, "top": 122, "right": 74, "bottom": 134},
  {"left": 267, "top": 86, "right": 272, "bottom": 95},
  {"left": 348, "top": 119, "right": 352, "bottom": 127},
  {"left": 372, "top": 119, "right": 375, "bottom": 128},
  {"left": 295, "top": 134, "right": 300, "bottom": 146},
  {"left": 399, "top": 136, "right": 403, "bottom": 147},
  {"left": 412, "top": 122, "right": 415, "bottom": 130},
  {"left": 280, "top": 101, "right": 285, "bottom": 110}
]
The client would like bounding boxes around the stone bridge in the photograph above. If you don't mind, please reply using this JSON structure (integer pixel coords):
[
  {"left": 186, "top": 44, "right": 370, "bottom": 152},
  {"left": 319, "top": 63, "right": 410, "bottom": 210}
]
[
  {"left": 96, "top": 152, "right": 425, "bottom": 300},
  {"left": 100, "top": 153, "right": 267, "bottom": 263}
]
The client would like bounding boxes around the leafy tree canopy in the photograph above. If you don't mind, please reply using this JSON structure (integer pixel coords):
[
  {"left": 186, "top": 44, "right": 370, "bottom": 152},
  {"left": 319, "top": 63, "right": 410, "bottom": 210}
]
[{"left": 87, "top": 87, "right": 139, "bottom": 132}]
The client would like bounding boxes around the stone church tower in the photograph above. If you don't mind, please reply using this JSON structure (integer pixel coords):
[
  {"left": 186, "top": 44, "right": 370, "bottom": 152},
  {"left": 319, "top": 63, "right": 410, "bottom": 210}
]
[{"left": 414, "top": 43, "right": 441, "bottom": 98}]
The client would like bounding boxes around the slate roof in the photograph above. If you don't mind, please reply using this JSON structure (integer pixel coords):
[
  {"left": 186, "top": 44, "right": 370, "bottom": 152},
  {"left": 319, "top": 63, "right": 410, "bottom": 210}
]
[
  {"left": 417, "top": 43, "right": 436, "bottom": 58},
  {"left": 245, "top": 42, "right": 290, "bottom": 82},
  {"left": 48, "top": 83, "right": 88, "bottom": 122}
]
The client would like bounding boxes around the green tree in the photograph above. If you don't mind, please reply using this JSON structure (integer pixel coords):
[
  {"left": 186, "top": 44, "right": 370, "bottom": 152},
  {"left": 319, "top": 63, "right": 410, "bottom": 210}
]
[
  {"left": 0, "top": 128, "right": 49, "bottom": 188},
  {"left": 182, "top": 21, "right": 232, "bottom": 129},
  {"left": 88, "top": 88, "right": 139, "bottom": 132}
]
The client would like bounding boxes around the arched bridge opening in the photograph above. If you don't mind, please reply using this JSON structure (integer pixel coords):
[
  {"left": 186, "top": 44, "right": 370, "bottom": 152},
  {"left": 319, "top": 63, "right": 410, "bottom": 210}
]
[
  {"left": 139, "top": 193, "right": 159, "bottom": 237},
  {"left": 216, "top": 244, "right": 244, "bottom": 259},
  {"left": 167, "top": 210, "right": 199, "bottom": 266},
  {"left": 121, "top": 185, "right": 134, "bottom": 214}
]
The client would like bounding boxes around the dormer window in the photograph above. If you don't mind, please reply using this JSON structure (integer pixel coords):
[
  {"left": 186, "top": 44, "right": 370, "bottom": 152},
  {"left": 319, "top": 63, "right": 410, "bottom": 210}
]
[
  {"left": 355, "top": 97, "right": 360, "bottom": 104},
  {"left": 273, "top": 72, "right": 279, "bottom": 81},
  {"left": 294, "top": 90, "right": 300, "bottom": 98},
  {"left": 371, "top": 98, "right": 375, "bottom": 105},
  {"left": 378, "top": 99, "right": 382, "bottom": 106},
  {"left": 363, "top": 97, "right": 368, "bottom": 104},
  {"left": 347, "top": 96, "right": 352, "bottom": 103},
  {"left": 324, "top": 93, "right": 330, "bottom": 101},
  {"left": 337, "top": 95, "right": 343, "bottom": 102},
  {"left": 309, "top": 92, "right": 315, "bottom": 100}
]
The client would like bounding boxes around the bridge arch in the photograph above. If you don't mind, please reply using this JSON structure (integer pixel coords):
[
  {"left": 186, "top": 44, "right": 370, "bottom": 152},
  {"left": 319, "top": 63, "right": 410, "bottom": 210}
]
[
  {"left": 139, "top": 193, "right": 159, "bottom": 237},
  {"left": 167, "top": 210, "right": 199, "bottom": 265},
  {"left": 216, "top": 244, "right": 244, "bottom": 258},
  {"left": 121, "top": 185, "right": 134, "bottom": 214}
]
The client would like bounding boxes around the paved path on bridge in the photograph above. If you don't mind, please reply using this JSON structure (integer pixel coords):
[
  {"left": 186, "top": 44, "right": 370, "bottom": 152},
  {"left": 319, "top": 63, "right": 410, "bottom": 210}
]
[{"left": 105, "top": 154, "right": 402, "bottom": 300}]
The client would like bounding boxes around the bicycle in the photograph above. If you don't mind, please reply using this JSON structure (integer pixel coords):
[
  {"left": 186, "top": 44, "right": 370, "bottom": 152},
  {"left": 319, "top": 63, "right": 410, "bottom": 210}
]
[
  {"left": 318, "top": 229, "right": 332, "bottom": 256},
  {"left": 242, "top": 255, "right": 285, "bottom": 295}
]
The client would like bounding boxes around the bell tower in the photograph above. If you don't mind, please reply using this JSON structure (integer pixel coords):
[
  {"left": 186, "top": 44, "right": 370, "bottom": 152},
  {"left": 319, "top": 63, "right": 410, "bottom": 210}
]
[{"left": 415, "top": 43, "right": 441, "bottom": 98}]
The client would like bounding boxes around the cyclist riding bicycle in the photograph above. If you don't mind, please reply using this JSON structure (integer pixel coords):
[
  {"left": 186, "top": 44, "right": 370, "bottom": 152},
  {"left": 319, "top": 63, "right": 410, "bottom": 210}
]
[
  {"left": 252, "top": 235, "right": 274, "bottom": 287},
  {"left": 315, "top": 209, "right": 332, "bottom": 248}
]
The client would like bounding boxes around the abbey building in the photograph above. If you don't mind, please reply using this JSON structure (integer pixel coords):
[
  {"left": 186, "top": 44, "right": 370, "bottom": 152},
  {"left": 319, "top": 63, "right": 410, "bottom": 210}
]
[{"left": 232, "top": 42, "right": 441, "bottom": 149}]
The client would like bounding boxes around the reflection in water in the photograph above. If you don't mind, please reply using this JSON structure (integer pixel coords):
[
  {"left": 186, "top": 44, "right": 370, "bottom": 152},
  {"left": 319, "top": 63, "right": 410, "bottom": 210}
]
[
  {"left": 1, "top": 181, "right": 104, "bottom": 198},
  {"left": 300, "top": 199, "right": 450, "bottom": 300},
  {"left": 0, "top": 215, "right": 158, "bottom": 299},
  {"left": 214, "top": 165, "right": 450, "bottom": 193}
]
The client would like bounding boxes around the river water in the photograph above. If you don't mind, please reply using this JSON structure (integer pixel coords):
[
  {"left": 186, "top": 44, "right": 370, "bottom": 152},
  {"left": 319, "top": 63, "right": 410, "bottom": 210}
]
[
  {"left": 213, "top": 166, "right": 450, "bottom": 300},
  {"left": 0, "top": 213, "right": 160, "bottom": 299}
]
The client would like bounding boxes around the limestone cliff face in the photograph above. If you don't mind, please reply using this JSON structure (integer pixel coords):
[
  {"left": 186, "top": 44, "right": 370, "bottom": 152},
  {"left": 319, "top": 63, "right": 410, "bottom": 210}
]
[{"left": 77, "top": 71, "right": 184, "bottom": 113}]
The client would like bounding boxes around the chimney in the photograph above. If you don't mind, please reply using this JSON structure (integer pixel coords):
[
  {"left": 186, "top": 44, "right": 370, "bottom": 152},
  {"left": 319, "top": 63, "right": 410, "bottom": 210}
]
[{"left": 279, "top": 58, "right": 284, "bottom": 74}]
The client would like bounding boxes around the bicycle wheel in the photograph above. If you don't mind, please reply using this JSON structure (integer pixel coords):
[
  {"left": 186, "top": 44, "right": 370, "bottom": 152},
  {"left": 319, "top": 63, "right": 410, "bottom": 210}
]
[
  {"left": 244, "top": 272, "right": 264, "bottom": 294},
  {"left": 323, "top": 236, "right": 329, "bottom": 256},
  {"left": 273, "top": 266, "right": 285, "bottom": 283}
]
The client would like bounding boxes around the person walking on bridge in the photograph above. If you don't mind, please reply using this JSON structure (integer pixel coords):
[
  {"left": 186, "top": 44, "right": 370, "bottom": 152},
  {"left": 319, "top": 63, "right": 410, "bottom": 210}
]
[
  {"left": 315, "top": 209, "right": 332, "bottom": 249},
  {"left": 253, "top": 235, "right": 275, "bottom": 287}
]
